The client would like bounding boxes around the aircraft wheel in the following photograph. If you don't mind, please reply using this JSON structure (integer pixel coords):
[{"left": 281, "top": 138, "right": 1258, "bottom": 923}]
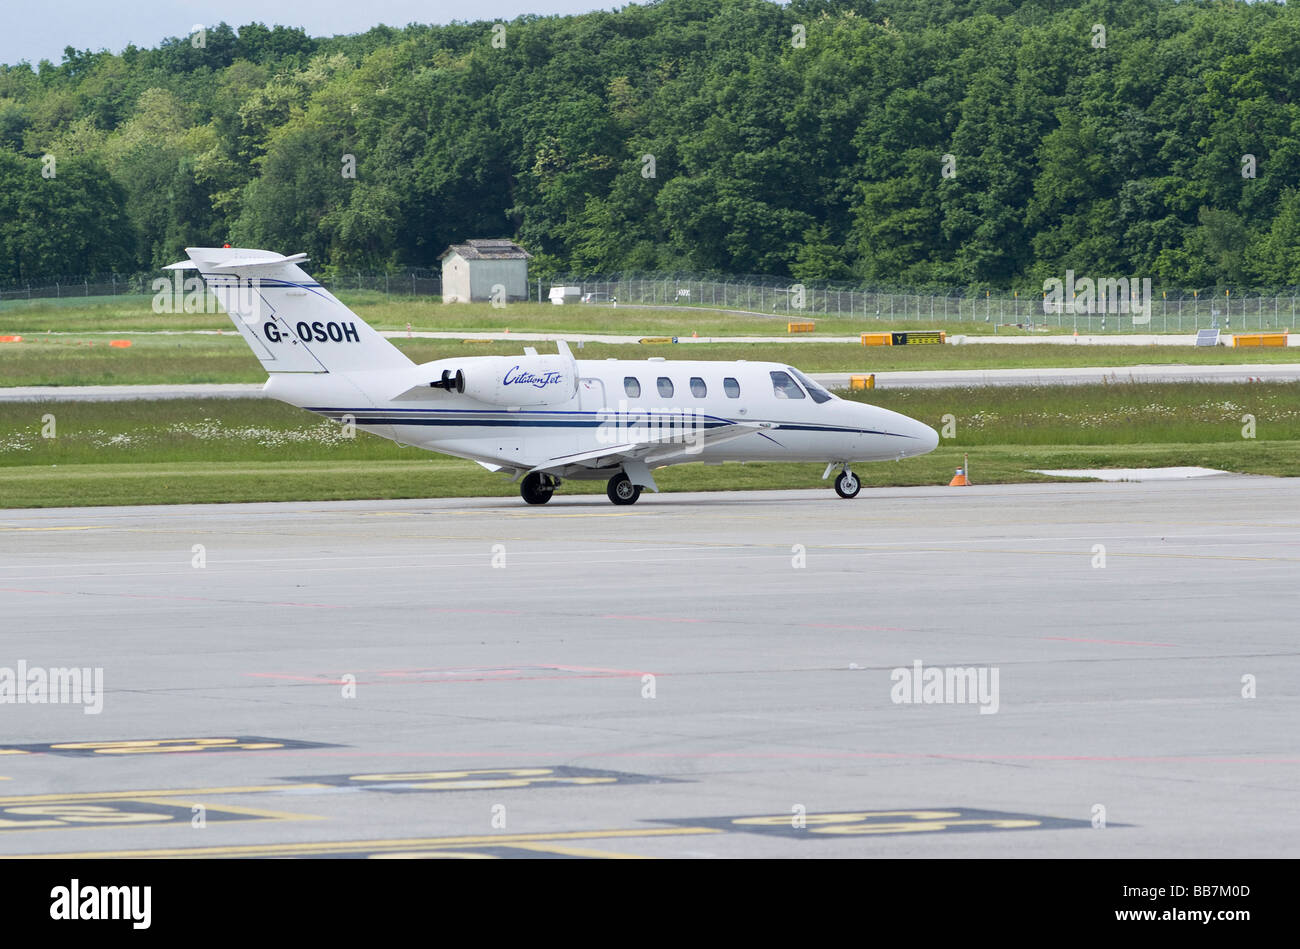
[
  {"left": 607, "top": 473, "right": 642, "bottom": 506},
  {"left": 834, "top": 469, "right": 861, "bottom": 499},
  {"left": 520, "top": 472, "right": 554, "bottom": 505}
]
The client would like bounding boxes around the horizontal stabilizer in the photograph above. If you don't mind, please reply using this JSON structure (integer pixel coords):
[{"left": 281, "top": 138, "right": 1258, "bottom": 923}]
[{"left": 209, "top": 253, "right": 309, "bottom": 272}]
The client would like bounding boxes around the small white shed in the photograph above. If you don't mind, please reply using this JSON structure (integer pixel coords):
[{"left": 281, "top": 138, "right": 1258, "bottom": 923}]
[{"left": 440, "top": 239, "right": 532, "bottom": 303}]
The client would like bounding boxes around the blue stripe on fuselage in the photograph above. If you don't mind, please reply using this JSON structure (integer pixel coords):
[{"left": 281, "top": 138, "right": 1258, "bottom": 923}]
[{"left": 302, "top": 407, "right": 912, "bottom": 437}]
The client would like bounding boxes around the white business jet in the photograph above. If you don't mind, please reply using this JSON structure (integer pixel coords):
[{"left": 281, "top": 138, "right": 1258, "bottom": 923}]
[{"left": 167, "top": 248, "right": 939, "bottom": 504}]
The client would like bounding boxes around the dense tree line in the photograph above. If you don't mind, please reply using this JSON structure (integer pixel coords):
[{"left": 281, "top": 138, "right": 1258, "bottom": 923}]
[{"left": 1, "top": 0, "right": 1298, "bottom": 289}]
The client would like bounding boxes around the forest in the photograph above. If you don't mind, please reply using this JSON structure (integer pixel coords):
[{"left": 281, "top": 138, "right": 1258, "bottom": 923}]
[{"left": 0, "top": 0, "right": 1298, "bottom": 290}]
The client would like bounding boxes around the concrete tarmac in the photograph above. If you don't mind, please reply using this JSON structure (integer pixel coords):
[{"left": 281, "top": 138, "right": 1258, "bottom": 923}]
[{"left": 0, "top": 478, "right": 1296, "bottom": 858}]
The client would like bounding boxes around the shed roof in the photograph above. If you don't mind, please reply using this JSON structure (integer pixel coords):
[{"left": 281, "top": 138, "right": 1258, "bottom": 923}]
[{"left": 440, "top": 239, "right": 532, "bottom": 261}]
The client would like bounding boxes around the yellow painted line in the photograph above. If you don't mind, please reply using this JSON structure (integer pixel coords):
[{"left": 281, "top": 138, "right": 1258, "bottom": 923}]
[
  {"left": 506, "top": 842, "right": 652, "bottom": 859},
  {"left": 0, "top": 751, "right": 30, "bottom": 756},
  {"left": 0, "top": 526, "right": 103, "bottom": 532},
  {"left": 18, "top": 826, "right": 722, "bottom": 859},
  {"left": 0, "top": 784, "right": 330, "bottom": 806},
  {"left": 0, "top": 799, "right": 320, "bottom": 834},
  {"left": 132, "top": 798, "right": 323, "bottom": 823}
]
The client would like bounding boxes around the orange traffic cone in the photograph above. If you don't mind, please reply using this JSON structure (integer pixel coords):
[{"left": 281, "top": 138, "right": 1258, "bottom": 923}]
[{"left": 948, "top": 468, "right": 969, "bottom": 487}]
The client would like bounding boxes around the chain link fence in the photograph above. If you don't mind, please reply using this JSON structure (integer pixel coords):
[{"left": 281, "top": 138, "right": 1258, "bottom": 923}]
[
  {"left": 549, "top": 272, "right": 1300, "bottom": 334},
  {"left": 5, "top": 267, "right": 1299, "bottom": 334},
  {"left": 0, "top": 270, "right": 442, "bottom": 305}
]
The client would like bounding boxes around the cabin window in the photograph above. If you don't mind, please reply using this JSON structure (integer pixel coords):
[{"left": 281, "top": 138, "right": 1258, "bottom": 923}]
[
  {"left": 723, "top": 377, "right": 741, "bottom": 398},
  {"left": 657, "top": 376, "right": 674, "bottom": 398},
  {"left": 770, "top": 370, "right": 806, "bottom": 399},
  {"left": 624, "top": 376, "right": 641, "bottom": 398},
  {"left": 788, "top": 367, "right": 833, "bottom": 404},
  {"left": 690, "top": 377, "right": 707, "bottom": 398}
]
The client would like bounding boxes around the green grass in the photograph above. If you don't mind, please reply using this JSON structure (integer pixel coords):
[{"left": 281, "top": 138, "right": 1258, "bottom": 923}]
[
  {"left": 5, "top": 295, "right": 1296, "bottom": 340},
  {"left": 842, "top": 381, "right": 1300, "bottom": 444},
  {"left": 0, "top": 382, "right": 1295, "bottom": 507},
  {"left": 1, "top": 332, "right": 1297, "bottom": 387}
]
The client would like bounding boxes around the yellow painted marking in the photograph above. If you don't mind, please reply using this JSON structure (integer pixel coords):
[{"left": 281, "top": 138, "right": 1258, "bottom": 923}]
[
  {"left": 0, "top": 526, "right": 102, "bottom": 532},
  {"left": 0, "top": 751, "right": 30, "bottom": 756},
  {"left": 0, "top": 784, "right": 329, "bottom": 806},
  {"left": 380, "top": 777, "right": 617, "bottom": 791},
  {"left": 350, "top": 768, "right": 554, "bottom": 782},
  {"left": 810, "top": 818, "right": 1040, "bottom": 835},
  {"left": 505, "top": 842, "right": 651, "bottom": 859},
  {"left": 18, "top": 827, "right": 722, "bottom": 859},
  {"left": 734, "top": 810, "right": 962, "bottom": 826},
  {"left": 132, "top": 798, "right": 322, "bottom": 823},
  {"left": 0, "top": 804, "right": 172, "bottom": 828},
  {"left": 0, "top": 797, "right": 320, "bottom": 832},
  {"left": 50, "top": 738, "right": 284, "bottom": 754},
  {"left": 343, "top": 769, "right": 619, "bottom": 792},
  {"left": 369, "top": 850, "right": 498, "bottom": 859}
]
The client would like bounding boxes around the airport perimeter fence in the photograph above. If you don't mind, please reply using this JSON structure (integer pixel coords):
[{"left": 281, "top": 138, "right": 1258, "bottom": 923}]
[
  {"left": 0, "top": 270, "right": 443, "bottom": 305},
  {"left": 4, "top": 266, "right": 1300, "bottom": 335},
  {"left": 550, "top": 272, "right": 1300, "bottom": 334}
]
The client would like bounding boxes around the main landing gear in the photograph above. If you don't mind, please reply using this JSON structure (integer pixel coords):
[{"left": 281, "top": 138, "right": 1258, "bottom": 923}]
[
  {"left": 520, "top": 472, "right": 642, "bottom": 506},
  {"left": 606, "top": 472, "right": 642, "bottom": 506},
  {"left": 833, "top": 468, "right": 861, "bottom": 499},
  {"left": 520, "top": 472, "right": 557, "bottom": 505}
]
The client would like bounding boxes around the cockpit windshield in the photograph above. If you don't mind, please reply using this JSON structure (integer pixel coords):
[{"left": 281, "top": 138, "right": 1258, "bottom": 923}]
[{"left": 788, "top": 367, "right": 834, "bottom": 404}]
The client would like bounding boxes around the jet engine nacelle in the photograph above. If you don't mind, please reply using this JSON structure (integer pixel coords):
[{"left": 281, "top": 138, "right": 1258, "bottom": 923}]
[{"left": 441, "top": 355, "right": 577, "bottom": 406}]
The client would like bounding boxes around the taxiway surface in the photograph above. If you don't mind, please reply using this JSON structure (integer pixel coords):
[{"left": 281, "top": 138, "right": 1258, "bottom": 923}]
[{"left": 1, "top": 479, "right": 1296, "bottom": 857}]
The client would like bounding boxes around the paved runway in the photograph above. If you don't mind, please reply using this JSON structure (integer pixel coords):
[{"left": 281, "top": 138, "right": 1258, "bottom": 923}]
[{"left": 0, "top": 479, "right": 1296, "bottom": 858}]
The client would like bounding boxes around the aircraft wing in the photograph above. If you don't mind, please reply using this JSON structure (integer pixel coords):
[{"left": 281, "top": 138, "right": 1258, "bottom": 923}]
[{"left": 527, "top": 421, "right": 769, "bottom": 476}]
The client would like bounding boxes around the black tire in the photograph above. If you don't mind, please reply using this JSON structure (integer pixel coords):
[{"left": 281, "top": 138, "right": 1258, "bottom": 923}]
[
  {"left": 834, "top": 469, "right": 861, "bottom": 499},
  {"left": 606, "top": 473, "right": 642, "bottom": 505},
  {"left": 520, "top": 472, "right": 554, "bottom": 505}
]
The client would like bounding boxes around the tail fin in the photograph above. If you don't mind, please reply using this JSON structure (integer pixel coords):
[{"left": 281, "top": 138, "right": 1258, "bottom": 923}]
[{"left": 166, "top": 247, "right": 413, "bottom": 374}]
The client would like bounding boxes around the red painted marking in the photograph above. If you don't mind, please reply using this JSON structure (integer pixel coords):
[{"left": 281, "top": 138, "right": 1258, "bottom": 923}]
[{"left": 1042, "top": 636, "right": 1177, "bottom": 647}]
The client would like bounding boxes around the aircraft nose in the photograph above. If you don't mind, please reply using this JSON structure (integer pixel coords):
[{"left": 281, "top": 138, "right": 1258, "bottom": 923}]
[{"left": 912, "top": 420, "right": 940, "bottom": 455}]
